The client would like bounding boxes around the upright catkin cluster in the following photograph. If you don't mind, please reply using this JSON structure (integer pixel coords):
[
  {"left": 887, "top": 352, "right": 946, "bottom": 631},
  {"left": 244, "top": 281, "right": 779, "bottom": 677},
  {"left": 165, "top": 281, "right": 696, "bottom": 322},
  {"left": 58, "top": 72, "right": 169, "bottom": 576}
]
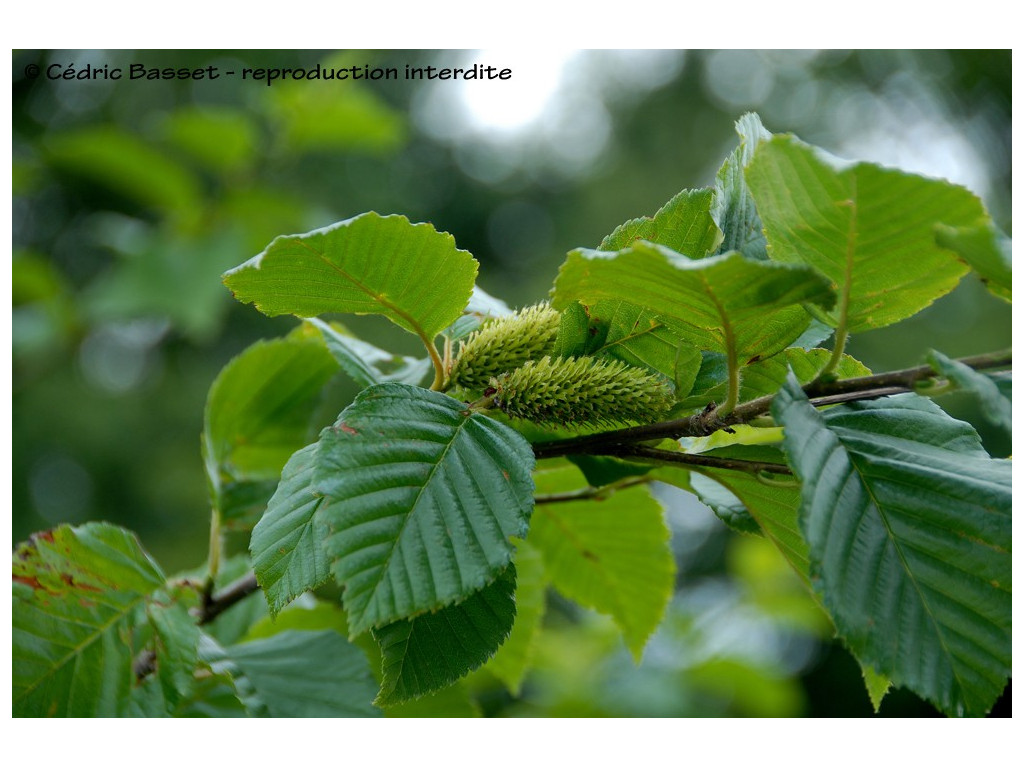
[
  {"left": 490, "top": 355, "right": 674, "bottom": 428},
  {"left": 447, "top": 303, "right": 560, "bottom": 391}
]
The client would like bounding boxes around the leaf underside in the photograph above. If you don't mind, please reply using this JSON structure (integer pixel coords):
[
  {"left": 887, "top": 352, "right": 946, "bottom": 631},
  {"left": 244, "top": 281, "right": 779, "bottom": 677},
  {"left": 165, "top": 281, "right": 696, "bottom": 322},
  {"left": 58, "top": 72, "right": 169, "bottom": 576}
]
[
  {"left": 748, "top": 135, "right": 987, "bottom": 332},
  {"left": 529, "top": 463, "right": 674, "bottom": 660},
  {"left": 553, "top": 244, "right": 835, "bottom": 365}
]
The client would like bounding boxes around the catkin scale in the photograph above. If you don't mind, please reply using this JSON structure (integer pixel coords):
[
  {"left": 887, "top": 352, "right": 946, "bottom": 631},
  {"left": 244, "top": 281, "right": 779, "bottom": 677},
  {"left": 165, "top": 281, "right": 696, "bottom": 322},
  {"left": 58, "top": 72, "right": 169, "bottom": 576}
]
[
  {"left": 490, "top": 355, "right": 673, "bottom": 428},
  {"left": 447, "top": 303, "right": 560, "bottom": 391}
]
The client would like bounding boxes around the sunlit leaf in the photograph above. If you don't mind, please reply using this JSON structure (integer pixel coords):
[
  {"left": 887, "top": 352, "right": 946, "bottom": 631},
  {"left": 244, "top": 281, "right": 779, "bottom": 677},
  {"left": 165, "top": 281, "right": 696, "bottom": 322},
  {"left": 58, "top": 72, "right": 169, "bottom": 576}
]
[
  {"left": 599, "top": 188, "right": 722, "bottom": 257},
  {"left": 529, "top": 464, "right": 673, "bottom": 660},
  {"left": 554, "top": 299, "right": 701, "bottom": 395},
  {"left": 680, "top": 347, "right": 870, "bottom": 411},
  {"left": 267, "top": 59, "right": 406, "bottom": 154},
  {"left": 748, "top": 134, "right": 989, "bottom": 331},
  {"left": 223, "top": 212, "right": 478, "bottom": 342},
  {"left": 861, "top": 664, "right": 892, "bottom": 713},
  {"left": 553, "top": 244, "right": 835, "bottom": 368},
  {"left": 934, "top": 222, "right": 1011, "bottom": 303},
  {"left": 160, "top": 106, "right": 258, "bottom": 175},
  {"left": 482, "top": 540, "right": 547, "bottom": 695},
  {"left": 687, "top": 446, "right": 808, "bottom": 580},
  {"left": 45, "top": 127, "right": 202, "bottom": 222}
]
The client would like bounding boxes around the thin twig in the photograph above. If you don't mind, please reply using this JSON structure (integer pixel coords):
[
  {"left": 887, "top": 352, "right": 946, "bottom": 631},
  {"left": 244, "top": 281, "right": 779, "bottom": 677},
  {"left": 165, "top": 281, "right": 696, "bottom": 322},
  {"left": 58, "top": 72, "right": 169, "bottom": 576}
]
[
  {"left": 197, "top": 572, "right": 261, "bottom": 625},
  {"left": 533, "top": 476, "right": 651, "bottom": 504},
  {"left": 617, "top": 445, "right": 793, "bottom": 475},
  {"left": 532, "top": 349, "right": 1010, "bottom": 460}
]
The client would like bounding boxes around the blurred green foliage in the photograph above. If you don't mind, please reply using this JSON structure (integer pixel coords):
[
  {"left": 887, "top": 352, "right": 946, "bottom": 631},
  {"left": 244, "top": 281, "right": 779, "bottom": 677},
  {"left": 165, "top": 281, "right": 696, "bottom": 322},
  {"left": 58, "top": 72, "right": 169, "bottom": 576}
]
[{"left": 12, "top": 49, "right": 1011, "bottom": 717}]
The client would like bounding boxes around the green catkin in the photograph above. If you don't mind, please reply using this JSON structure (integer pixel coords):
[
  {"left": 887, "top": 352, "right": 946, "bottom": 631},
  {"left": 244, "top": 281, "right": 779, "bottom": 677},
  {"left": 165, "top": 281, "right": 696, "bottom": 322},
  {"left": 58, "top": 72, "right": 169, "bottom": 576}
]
[
  {"left": 447, "top": 303, "right": 560, "bottom": 391},
  {"left": 490, "top": 355, "right": 674, "bottom": 428}
]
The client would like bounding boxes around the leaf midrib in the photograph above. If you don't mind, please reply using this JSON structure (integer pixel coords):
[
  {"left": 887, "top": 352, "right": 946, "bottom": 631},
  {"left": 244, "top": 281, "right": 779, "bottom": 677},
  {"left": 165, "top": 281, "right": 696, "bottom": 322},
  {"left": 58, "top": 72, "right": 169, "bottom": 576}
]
[
  {"left": 294, "top": 238, "right": 436, "bottom": 343},
  {"left": 15, "top": 591, "right": 150, "bottom": 710},
  {"left": 354, "top": 407, "right": 470, "bottom": 630},
  {"left": 839, "top": 444, "right": 972, "bottom": 709}
]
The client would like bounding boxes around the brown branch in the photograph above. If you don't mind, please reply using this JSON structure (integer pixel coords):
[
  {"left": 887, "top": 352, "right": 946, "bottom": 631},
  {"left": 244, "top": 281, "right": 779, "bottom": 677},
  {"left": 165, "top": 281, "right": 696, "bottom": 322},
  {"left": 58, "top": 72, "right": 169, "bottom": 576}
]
[
  {"left": 133, "top": 649, "right": 157, "bottom": 681},
  {"left": 532, "top": 349, "right": 1010, "bottom": 460},
  {"left": 533, "top": 476, "right": 651, "bottom": 504},
  {"left": 617, "top": 445, "right": 793, "bottom": 475},
  {"left": 197, "top": 572, "right": 261, "bottom": 625}
]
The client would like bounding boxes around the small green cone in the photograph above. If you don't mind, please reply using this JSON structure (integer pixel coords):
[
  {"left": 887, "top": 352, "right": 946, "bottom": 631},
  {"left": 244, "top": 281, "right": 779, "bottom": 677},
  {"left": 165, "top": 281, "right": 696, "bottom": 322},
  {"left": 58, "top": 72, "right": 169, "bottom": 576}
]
[
  {"left": 491, "top": 355, "right": 674, "bottom": 428},
  {"left": 448, "top": 303, "right": 560, "bottom": 391}
]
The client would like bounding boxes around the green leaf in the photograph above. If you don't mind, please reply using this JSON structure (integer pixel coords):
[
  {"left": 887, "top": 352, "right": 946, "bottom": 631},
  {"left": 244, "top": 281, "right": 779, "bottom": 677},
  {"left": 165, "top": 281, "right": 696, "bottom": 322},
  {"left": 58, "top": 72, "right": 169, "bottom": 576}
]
[
  {"left": 203, "top": 334, "right": 337, "bottom": 526},
  {"left": 249, "top": 443, "right": 330, "bottom": 616},
  {"left": 383, "top": 682, "right": 481, "bottom": 717},
  {"left": 529, "top": 464, "right": 674, "bottom": 660},
  {"left": 13, "top": 523, "right": 195, "bottom": 717},
  {"left": 680, "top": 347, "right": 870, "bottom": 411},
  {"left": 772, "top": 380, "right": 1011, "bottom": 716},
  {"left": 223, "top": 212, "right": 478, "bottom": 341},
  {"left": 159, "top": 106, "right": 258, "bottom": 176},
  {"left": 861, "top": 663, "right": 892, "bottom": 713},
  {"left": 307, "top": 318, "right": 430, "bottom": 389},
  {"left": 267, "top": 58, "right": 406, "bottom": 154},
  {"left": 927, "top": 350, "right": 1011, "bottom": 433},
  {"left": 990, "top": 371, "right": 1011, "bottom": 401},
  {"left": 373, "top": 565, "right": 517, "bottom": 706},
  {"left": 313, "top": 383, "right": 535, "bottom": 636},
  {"left": 203, "top": 630, "right": 381, "bottom": 717},
  {"left": 552, "top": 244, "right": 835, "bottom": 367},
  {"left": 483, "top": 540, "right": 547, "bottom": 695},
  {"left": 554, "top": 299, "right": 702, "bottom": 395},
  {"left": 688, "top": 470, "right": 762, "bottom": 536},
  {"left": 711, "top": 112, "right": 772, "bottom": 260},
  {"left": 147, "top": 601, "right": 203, "bottom": 711},
  {"left": 599, "top": 188, "right": 723, "bottom": 257},
  {"left": 568, "top": 454, "right": 652, "bottom": 487},
  {"left": 748, "top": 134, "right": 988, "bottom": 332},
  {"left": 688, "top": 446, "right": 809, "bottom": 584},
  {"left": 45, "top": 127, "right": 202, "bottom": 222},
  {"left": 174, "top": 669, "right": 249, "bottom": 718},
  {"left": 934, "top": 222, "right": 1011, "bottom": 302},
  {"left": 244, "top": 600, "right": 351, "bottom": 641},
  {"left": 442, "top": 284, "right": 515, "bottom": 344},
  {"left": 84, "top": 228, "right": 247, "bottom": 341}
]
